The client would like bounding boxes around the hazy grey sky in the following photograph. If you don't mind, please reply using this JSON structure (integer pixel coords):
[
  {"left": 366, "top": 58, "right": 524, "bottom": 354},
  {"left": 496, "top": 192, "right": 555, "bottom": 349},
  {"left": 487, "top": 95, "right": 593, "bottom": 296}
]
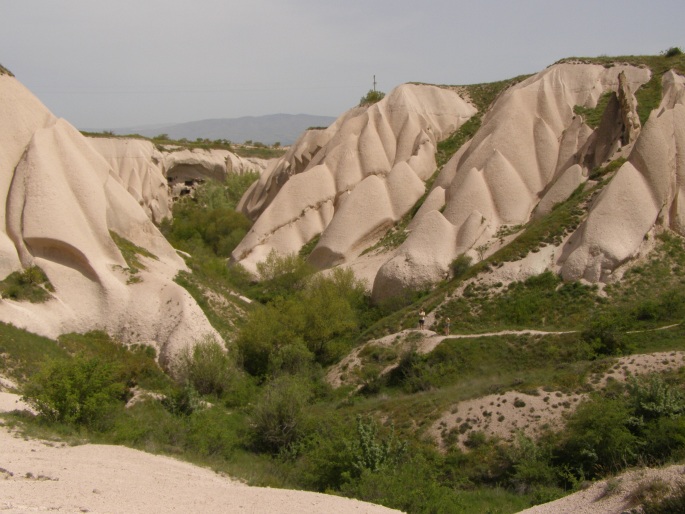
[{"left": 2, "top": 0, "right": 683, "bottom": 129}]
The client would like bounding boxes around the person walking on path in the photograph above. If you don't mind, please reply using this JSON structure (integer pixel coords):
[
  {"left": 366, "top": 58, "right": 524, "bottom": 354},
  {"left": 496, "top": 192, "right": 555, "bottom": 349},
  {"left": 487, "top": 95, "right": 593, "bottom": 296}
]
[
  {"left": 419, "top": 310, "right": 426, "bottom": 330},
  {"left": 445, "top": 317, "right": 451, "bottom": 335}
]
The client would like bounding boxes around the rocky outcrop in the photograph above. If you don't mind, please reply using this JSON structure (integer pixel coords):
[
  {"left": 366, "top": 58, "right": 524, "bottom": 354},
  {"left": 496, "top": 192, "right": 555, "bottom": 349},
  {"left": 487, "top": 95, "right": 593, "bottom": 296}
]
[
  {"left": 0, "top": 74, "right": 219, "bottom": 365},
  {"left": 88, "top": 140, "right": 269, "bottom": 218},
  {"left": 232, "top": 84, "right": 477, "bottom": 274},
  {"left": 163, "top": 148, "right": 267, "bottom": 200},
  {"left": 371, "top": 63, "right": 651, "bottom": 300},
  {"left": 560, "top": 70, "right": 685, "bottom": 282},
  {"left": 87, "top": 138, "right": 170, "bottom": 224}
]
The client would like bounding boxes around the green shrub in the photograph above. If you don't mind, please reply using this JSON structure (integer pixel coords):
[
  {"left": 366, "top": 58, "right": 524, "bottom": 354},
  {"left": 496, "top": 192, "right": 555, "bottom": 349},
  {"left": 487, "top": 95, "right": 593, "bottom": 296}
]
[
  {"left": 0, "top": 265, "right": 54, "bottom": 302},
  {"left": 642, "top": 481, "right": 685, "bottom": 513},
  {"left": 162, "top": 382, "right": 202, "bottom": 416},
  {"left": 359, "top": 89, "right": 385, "bottom": 106},
  {"left": 248, "top": 375, "right": 313, "bottom": 453},
  {"left": 238, "top": 267, "right": 366, "bottom": 376},
  {"left": 22, "top": 356, "right": 127, "bottom": 429},
  {"left": 254, "top": 251, "right": 315, "bottom": 301},
  {"left": 664, "top": 46, "right": 683, "bottom": 57},
  {"left": 627, "top": 374, "right": 685, "bottom": 421},
  {"left": 581, "top": 312, "right": 630, "bottom": 356},
  {"left": 346, "top": 415, "right": 407, "bottom": 476},
  {"left": 185, "top": 406, "right": 241, "bottom": 459},
  {"left": 176, "top": 336, "right": 236, "bottom": 397},
  {"left": 556, "top": 395, "right": 638, "bottom": 478},
  {"left": 450, "top": 254, "right": 472, "bottom": 280}
]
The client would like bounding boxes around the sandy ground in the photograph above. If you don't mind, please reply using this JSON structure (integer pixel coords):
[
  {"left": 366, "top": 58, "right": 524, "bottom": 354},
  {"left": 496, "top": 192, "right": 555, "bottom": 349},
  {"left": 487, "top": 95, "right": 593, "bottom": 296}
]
[
  {"left": 0, "top": 402, "right": 400, "bottom": 514},
  {"left": 519, "top": 465, "right": 685, "bottom": 513}
]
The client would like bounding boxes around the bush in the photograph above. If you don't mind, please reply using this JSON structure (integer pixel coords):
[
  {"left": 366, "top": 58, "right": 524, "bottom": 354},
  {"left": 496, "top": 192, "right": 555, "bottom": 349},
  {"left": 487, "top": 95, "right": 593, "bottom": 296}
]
[
  {"left": 556, "top": 395, "right": 638, "bottom": 478},
  {"left": 238, "top": 267, "right": 366, "bottom": 376},
  {"left": 450, "top": 254, "right": 472, "bottom": 280},
  {"left": 254, "top": 251, "right": 315, "bottom": 301},
  {"left": 359, "top": 89, "right": 385, "bottom": 106},
  {"left": 22, "top": 355, "right": 127, "bottom": 429},
  {"left": 176, "top": 337, "right": 235, "bottom": 397},
  {"left": 186, "top": 406, "right": 241, "bottom": 459},
  {"left": 345, "top": 416, "right": 407, "bottom": 476},
  {"left": 0, "top": 265, "right": 54, "bottom": 302},
  {"left": 581, "top": 312, "right": 630, "bottom": 356},
  {"left": 248, "top": 375, "right": 313, "bottom": 453},
  {"left": 664, "top": 46, "right": 683, "bottom": 57}
]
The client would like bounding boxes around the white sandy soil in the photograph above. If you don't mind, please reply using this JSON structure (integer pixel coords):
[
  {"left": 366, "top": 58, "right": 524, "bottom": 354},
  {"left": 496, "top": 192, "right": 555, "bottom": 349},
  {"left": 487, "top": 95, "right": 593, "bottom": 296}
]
[{"left": 0, "top": 418, "right": 400, "bottom": 514}]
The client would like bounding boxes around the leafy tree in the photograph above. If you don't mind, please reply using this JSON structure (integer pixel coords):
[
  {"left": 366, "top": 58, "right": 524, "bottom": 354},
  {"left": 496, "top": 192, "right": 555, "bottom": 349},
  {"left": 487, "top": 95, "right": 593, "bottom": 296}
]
[
  {"left": 359, "top": 89, "right": 386, "bottom": 106},
  {"left": 176, "top": 336, "right": 236, "bottom": 397},
  {"left": 556, "top": 395, "right": 639, "bottom": 478},
  {"left": 248, "top": 375, "right": 313, "bottom": 453},
  {"left": 255, "top": 251, "right": 315, "bottom": 300},
  {"left": 299, "top": 271, "right": 359, "bottom": 360},
  {"left": 22, "top": 356, "right": 127, "bottom": 429},
  {"left": 237, "top": 266, "right": 366, "bottom": 376}
]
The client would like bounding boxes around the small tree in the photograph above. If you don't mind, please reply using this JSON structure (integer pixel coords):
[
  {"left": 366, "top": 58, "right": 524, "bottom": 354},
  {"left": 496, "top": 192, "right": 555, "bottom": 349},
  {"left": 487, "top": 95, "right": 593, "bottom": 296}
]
[
  {"left": 360, "top": 89, "right": 386, "bottom": 106},
  {"left": 249, "top": 375, "right": 313, "bottom": 453},
  {"left": 177, "top": 336, "right": 235, "bottom": 397},
  {"left": 22, "top": 356, "right": 127, "bottom": 428},
  {"left": 450, "top": 254, "right": 472, "bottom": 280}
]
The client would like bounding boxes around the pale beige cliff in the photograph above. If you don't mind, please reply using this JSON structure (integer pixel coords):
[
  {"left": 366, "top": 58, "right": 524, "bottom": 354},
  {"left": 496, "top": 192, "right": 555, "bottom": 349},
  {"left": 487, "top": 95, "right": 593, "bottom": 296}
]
[
  {"left": 87, "top": 138, "right": 171, "bottom": 223},
  {"left": 372, "top": 63, "right": 651, "bottom": 299},
  {"left": 0, "top": 74, "right": 219, "bottom": 365},
  {"left": 232, "top": 63, "right": 682, "bottom": 300},
  {"left": 233, "top": 84, "right": 477, "bottom": 274},
  {"left": 560, "top": 70, "right": 685, "bottom": 282},
  {"left": 163, "top": 147, "right": 267, "bottom": 200}
]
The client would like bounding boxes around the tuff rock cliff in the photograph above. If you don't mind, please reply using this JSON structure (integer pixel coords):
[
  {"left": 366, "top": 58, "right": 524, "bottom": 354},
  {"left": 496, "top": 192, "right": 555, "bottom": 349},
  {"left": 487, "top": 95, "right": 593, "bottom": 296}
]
[
  {"left": 0, "top": 72, "right": 239, "bottom": 366},
  {"left": 233, "top": 61, "right": 685, "bottom": 301}
]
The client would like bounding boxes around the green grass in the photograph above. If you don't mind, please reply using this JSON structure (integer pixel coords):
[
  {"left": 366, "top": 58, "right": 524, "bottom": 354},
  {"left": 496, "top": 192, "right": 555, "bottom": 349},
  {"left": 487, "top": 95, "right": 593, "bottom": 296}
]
[
  {"left": 556, "top": 53, "right": 685, "bottom": 126},
  {"left": 110, "top": 231, "right": 157, "bottom": 271},
  {"left": 434, "top": 74, "right": 532, "bottom": 169},
  {"left": 0, "top": 266, "right": 54, "bottom": 303},
  {"left": 109, "top": 231, "right": 158, "bottom": 284},
  {"left": 0, "top": 63, "right": 13, "bottom": 77},
  {"left": 574, "top": 91, "right": 613, "bottom": 128},
  {"left": 0, "top": 322, "right": 68, "bottom": 383},
  {"left": 299, "top": 234, "right": 321, "bottom": 259}
]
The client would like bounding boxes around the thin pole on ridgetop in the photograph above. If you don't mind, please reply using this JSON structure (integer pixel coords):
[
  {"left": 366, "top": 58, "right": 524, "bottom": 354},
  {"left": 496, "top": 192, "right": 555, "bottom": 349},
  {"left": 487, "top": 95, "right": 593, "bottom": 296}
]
[{"left": 373, "top": 75, "right": 377, "bottom": 92}]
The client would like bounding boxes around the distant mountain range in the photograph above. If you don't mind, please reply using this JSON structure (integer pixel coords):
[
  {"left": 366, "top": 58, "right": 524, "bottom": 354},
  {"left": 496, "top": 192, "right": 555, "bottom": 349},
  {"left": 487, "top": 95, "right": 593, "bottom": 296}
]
[{"left": 106, "top": 114, "right": 336, "bottom": 146}]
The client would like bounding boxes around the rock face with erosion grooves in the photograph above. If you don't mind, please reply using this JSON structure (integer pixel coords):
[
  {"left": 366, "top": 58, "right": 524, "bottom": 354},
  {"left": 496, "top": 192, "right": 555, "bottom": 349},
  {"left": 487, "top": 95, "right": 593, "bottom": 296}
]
[
  {"left": 560, "top": 70, "right": 685, "bottom": 282},
  {"left": 371, "top": 63, "right": 651, "bottom": 300},
  {"left": 233, "top": 84, "right": 477, "bottom": 275},
  {"left": 0, "top": 73, "right": 219, "bottom": 366}
]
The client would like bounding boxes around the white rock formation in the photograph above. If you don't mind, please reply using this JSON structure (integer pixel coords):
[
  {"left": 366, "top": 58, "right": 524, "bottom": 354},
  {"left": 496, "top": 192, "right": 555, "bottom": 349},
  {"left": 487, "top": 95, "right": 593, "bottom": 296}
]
[
  {"left": 163, "top": 147, "right": 267, "bottom": 200},
  {"left": 233, "top": 84, "right": 477, "bottom": 274},
  {"left": 87, "top": 138, "right": 170, "bottom": 224},
  {"left": 372, "top": 63, "right": 651, "bottom": 300},
  {"left": 560, "top": 70, "right": 685, "bottom": 282},
  {"left": 0, "top": 74, "right": 219, "bottom": 366}
]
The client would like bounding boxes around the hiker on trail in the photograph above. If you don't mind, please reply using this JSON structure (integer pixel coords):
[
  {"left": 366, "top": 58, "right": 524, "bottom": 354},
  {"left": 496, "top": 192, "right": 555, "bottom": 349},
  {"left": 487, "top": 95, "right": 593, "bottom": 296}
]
[
  {"left": 445, "top": 317, "right": 451, "bottom": 335},
  {"left": 419, "top": 310, "right": 426, "bottom": 330}
]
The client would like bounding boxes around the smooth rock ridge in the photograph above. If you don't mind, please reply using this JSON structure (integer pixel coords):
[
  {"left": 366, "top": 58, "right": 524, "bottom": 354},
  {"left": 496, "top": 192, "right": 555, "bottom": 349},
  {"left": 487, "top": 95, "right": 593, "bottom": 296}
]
[
  {"left": 0, "top": 74, "right": 219, "bottom": 366},
  {"left": 372, "top": 63, "right": 651, "bottom": 300},
  {"left": 233, "top": 83, "right": 477, "bottom": 275}
]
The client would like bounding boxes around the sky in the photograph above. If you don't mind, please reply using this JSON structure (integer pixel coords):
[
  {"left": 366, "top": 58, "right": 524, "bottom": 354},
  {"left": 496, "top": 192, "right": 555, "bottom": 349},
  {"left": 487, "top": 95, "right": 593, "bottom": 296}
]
[{"left": 1, "top": 0, "right": 684, "bottom": 130}]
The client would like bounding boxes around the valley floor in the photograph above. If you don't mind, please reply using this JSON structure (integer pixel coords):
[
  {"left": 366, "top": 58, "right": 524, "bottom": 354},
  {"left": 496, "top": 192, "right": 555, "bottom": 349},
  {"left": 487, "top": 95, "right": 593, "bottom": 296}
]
[{"left": 0, "top": 417, "right": 400, "bottom": 514}]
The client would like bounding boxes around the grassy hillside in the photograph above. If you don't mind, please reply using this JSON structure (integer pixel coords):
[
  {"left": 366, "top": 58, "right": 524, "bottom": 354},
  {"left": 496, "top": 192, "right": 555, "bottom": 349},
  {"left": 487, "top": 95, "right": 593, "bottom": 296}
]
[{"left": 5, "top": 52, "right": 685, "bottom": 513}]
